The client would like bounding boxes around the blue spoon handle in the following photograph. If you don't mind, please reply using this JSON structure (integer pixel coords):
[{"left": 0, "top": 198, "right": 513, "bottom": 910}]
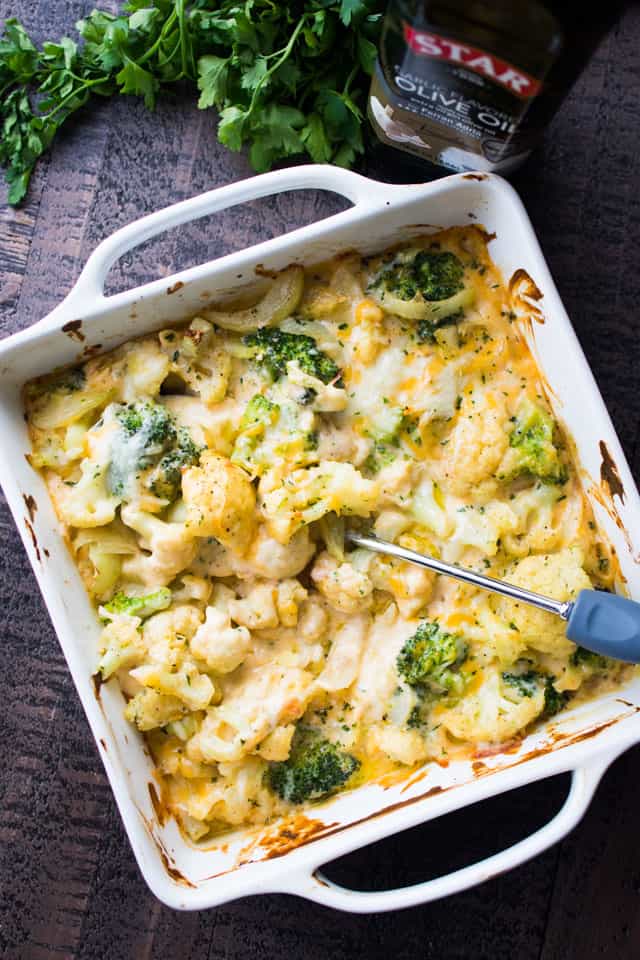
[
  {"left": 567, "top": 590, "right": 640, "bottom": 663},
  {"left": 347, "top": 532, "right": 640, "bottom": 664}
]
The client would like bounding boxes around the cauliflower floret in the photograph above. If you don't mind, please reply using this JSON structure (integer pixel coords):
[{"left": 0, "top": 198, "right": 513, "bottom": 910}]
[
  {"left": 190, "top": 604, "right": 252, "bottom": 674},
  {"left": 124, "top": 689, "right": 187, "bottom": 731},
  {"left": 436, "top": 664, "right": 545, "bottom": 743},
  {"left": 496, "top": 547, "right": 590, "bottom": 656},
  {"left": 159, "top": 319, "right": 231, "bottom": 405},
  {"left": 171, "top": 574, "right": 212, "bottom": 605},
  {"left": 164, "top": 775, "right": 222, "bottom": 827},
  {"left": 465, "top": 605, "right": 527, "bottom": 667},
  {"left": 141, "top": 604, "right": 202, "bottom": 664},
  {"left": 121, "top": 505, "right": 196, "bottom": 586},
  {"left": 231, "top": 392, "right": 318, "bottom": 479},
  {"left": 189, "top": 525, "right": 317, "bottom": 582},
  {"left": 316, "top": 424, "right": 371, "bottom": 465},
  {"left": 373, "top": 508, "right": 413, "bottom": 541},
  {"left": 442, "top": 392, "right": 508, "bottom": 496},
  {"left": 367, "top": 723, "right": 429, "bottom": 765},
  {"left": 311, "top": 551, "right": 374, "bottom": 613},
  {"left": 411, "top": 477, "right": 454, "bottom": 539},
  {"left": 349, "top": 298, "right": 387, "bottom": 365},
  {"left": 118, "top": 339, "right": 171, "bottom": 403},
  {"left": 453, "top": 502, "right": 519, "bottom": 557},
  {"left": 256, "top": 724, "right": 296, "bottom": 762},
  {"left": 297, "top": 598, "right": 329, "bottom": 642},
  {"left": 162, "top": 395, "right": 241, "bottom": 455},
  {"left": 276, "top": 579, "right": 308, "bottom": 627},
  {"left": 229, "top": 582, "right": 279, "bottom": 630},
  {"left": 182, "top": 452, "right": 256, "bottom": 554},
  {"left": 96, "top": 612, "right": 145, "bottom": 679},
  {"left": 229, "top": 578, "right": 308, "bottom": 631},
  {"left": 48, "top": 411, "right": 120, "bottom": 527},
  {"left": 376, "top": 458, "right": 416, "bottom": 508},
  {"left": 317, "top": 613, "right": 369, "bottom": 692},
  {"left": 189, "top": 537, "right": 235, "bottom": 578},
  {"left": 209, "top": 757, "right": 276, "bottom": 825},
  {"left": 260, "top": 461, "right": 378, "bottom": 544},
  {"left": 368, "top": 554, "right": 435, "bottom": 618},
  {"left": 130, "top": 660, "right": 218, "bottom": 712},
  {"left": 81, "top": 338, "right": 169, "bottom": 404},
  {"left": 168, "top": 757, "right": 275, "bottom": 829},
  {"left": 234, "top": 525, "right": 316, "bottom": 579},
  {"left": 187, "top": 666, "right": 314, "bottom": 763},
  {"left": 150, "top": 732, "right": 215, "bottom": 780},
  {"left": 502, "top": 483, "right": 568, "bottom": 558}
]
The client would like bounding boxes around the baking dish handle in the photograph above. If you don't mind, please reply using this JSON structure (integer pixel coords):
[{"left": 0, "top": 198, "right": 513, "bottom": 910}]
[
  {"left": 286, "top": 759, "right": 609, "bottom": 913},
  {"left": 52, "top": 164, "right": 393, "bottom": 313}
]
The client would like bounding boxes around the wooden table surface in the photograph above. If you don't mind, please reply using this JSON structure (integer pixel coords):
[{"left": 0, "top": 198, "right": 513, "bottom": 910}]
[{"left": 1, "top": 3, "right": 639, "bottom": 958}]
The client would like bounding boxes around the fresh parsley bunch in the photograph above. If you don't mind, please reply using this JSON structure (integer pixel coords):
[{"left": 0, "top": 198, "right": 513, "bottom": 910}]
[{"left": 0, "top": 0, "right": 384, "bottom": 205}]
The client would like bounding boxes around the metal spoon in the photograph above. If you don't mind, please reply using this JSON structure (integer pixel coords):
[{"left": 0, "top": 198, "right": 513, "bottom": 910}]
[{"left": 346, "top": 531, "right": 640, "bottom": 663}]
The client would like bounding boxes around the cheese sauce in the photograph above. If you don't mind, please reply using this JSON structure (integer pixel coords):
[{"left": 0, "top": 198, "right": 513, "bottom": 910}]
[{"left": 24, "top": 227, "right": 630, "bottom": 841}]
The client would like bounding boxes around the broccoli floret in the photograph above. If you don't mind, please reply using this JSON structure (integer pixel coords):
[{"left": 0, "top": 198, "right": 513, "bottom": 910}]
[
  {"left": 502, "top": 670, "right": 540, "bottom": 698},
  {"left": 407, "top": 704, "right": 424, "bottom": 728},
  {"left": 239, "top": 393, "right": 280, "bottom": 430},
  {"left": 243, "top": 328, "right": 340, "bottom": 384},
  {"left": 543, "top": 678, "right": 570, "bottom": 717},
  {"left": 108, "top": 401, "right": 177, "bottom": 497},
  {"left": 503, "top": 669, "right": 570, "bottom": 717},
  {"left": 369, "top": 249, "right": 473, "bottom": 326},
  {"left": 405, "top": 684, "right": 438, "bottom": 729},
  {"left": 116, "top": 401, "right": 176, "bottom": 446},
  {"left": 148, "top": 428, "right": 202, "bottom": 501},
  {"left": 377, "top": 250, "right": 465, "bottom": 302},
  {"left": 363, "top": 410, "right": 417, "bottom": 474},
  {"left": 502, "top": 399, "right": 567, "bottom": 484},
  {"left": 417, "top": 312, "right": 462, "bottom": 344},
  {"left": 231, "top": 394, "right": 280, "bottom": 473},
  {"left": 397, "top": 620, "right": 468, "bottom": 694},
  {"left": 570, "top": 646, "right": 610, "bottom": 671},
  {"left": 363, "top": 440, "right": 397, "bottom": 475},
  {"left": 102, "top": 587, "right": 172, "bottom": 620},
  {"left": 267, "top": 728, "right": 360, "bottom": 804}
]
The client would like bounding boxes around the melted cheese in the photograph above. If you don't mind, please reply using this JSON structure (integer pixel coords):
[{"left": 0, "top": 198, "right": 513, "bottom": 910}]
[{"left": 25, "top": 226, "right": 630, "bottom": 842}]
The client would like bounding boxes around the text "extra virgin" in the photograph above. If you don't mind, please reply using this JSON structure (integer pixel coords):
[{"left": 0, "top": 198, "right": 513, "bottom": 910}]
[{"left": 403, "top": 25, "right": 541, "bottom": 98}]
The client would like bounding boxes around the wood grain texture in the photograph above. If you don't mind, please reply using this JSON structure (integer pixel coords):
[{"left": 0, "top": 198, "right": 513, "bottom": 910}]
[{"left": 0, "top": 2, "right": 639, "bottom": 958}]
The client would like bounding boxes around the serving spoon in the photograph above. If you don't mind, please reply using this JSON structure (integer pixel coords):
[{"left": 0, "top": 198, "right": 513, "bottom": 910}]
[{"left": 346, "top": 531, "right": 640, "bottom": 663}]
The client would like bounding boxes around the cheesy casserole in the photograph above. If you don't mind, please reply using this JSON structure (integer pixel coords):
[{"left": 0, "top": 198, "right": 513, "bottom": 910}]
[{"left": 25, "top": 227, "right": 629, "bottom": 841}]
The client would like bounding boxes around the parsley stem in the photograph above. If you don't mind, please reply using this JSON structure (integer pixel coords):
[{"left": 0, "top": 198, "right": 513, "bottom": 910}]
[
  {"left": 343, "top": 64, "right": 358, "bottom": 96},
  {"left": 247, "top": 14, "right": 307, "bottom": 117},
  {"left": 176, "top": 0, "right": 187, "bottom": 78},
  {"left": 136, "top": 9, "right": 178, "bottom": 66},
  {"left": 41, "top": 76, "right": 107, "bottom": 121}
]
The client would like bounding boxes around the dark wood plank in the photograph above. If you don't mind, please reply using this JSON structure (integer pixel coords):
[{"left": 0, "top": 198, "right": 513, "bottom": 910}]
[
  {"left": 513, "top": 5, "right": 640, "bottom": 464},
  {"left": 540, "top": 747, "right": 640, "bottom": 960},
  {"left": 0, "top": 2, "right": 639, "bottom": 958}
]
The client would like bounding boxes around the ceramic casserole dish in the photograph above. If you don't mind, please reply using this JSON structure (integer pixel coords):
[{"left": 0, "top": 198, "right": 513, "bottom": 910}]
[{"left": 1, "top": 165, "right": 639, "bottom": 912}]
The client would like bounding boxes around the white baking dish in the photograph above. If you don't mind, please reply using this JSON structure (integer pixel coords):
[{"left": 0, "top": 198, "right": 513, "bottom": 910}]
[{"left": 2, "top": 165, "right": 640, "bottom": 913}]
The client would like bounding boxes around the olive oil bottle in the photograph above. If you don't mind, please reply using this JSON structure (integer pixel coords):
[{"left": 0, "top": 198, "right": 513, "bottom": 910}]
[{"left": 366, "top": 0, "right": 624, "bottom": 181}]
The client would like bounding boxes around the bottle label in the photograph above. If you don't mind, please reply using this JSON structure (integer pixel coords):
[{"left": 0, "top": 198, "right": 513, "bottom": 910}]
[
  {"left": 369, "top": 14, "right": 559, "bottom": 174},
  {"left": 403, "top": 26, "right": 541, "bottom": 98}
]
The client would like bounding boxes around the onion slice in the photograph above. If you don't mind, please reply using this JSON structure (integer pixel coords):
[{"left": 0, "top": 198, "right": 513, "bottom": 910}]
[
  {"left": 372, "top": 285, "right": 475, "bottom": 322},
  {"left": 203, "top": 265, "right": 304, "bottom": 332}
]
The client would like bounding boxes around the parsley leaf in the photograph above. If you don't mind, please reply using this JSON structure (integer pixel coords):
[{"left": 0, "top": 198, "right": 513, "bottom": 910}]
[
  {"left": 0, "top": 1, "right": 386, "bottom": 205},
  {"left": 197, "top": 55, "right": 229, "bottom": 109}
]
